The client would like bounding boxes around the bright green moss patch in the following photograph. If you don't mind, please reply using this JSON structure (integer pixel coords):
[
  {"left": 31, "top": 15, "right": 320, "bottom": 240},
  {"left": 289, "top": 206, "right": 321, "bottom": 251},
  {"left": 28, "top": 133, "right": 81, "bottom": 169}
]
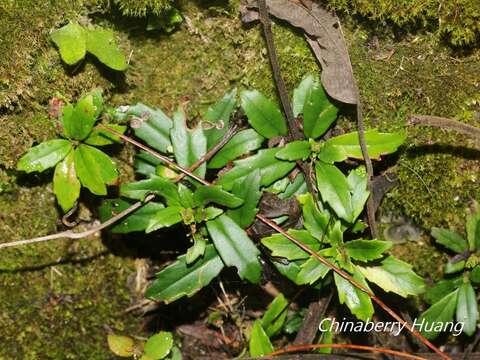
[{"left": 327, "top": 0, "right": 480, "bottom": 46}]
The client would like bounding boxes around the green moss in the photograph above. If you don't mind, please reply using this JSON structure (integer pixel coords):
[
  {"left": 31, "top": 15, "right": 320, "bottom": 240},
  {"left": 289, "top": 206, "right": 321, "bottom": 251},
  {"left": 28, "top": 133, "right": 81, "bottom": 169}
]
[
  {"left": 113, "top": 0, "right": 174, "bottom": 17},
  {"left": 327, "top": 0, "right": 480, "bottom": 46}
]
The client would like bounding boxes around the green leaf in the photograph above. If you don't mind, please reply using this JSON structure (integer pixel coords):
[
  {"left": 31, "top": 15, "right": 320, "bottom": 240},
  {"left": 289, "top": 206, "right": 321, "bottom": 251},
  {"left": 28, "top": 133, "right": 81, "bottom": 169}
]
[
  {"left": 249, "top": 320, "right": 274, "bottom": 357},
  {"left": 296, "top": 256, "right": 330, "bottom": 285},
  {"left": 53, "top": 150, "right": 80, "bottom": 212},
  {"left": 50, "top": 22, "right": 86, "bottom": 65},
  {"left": 98, "top": 199, "right": 165, "bottom": 233},
  {"left": 195, "top": 207, "right": 223, "bottom": 222},
  {"left": 207, "top": 129, "right": 264, "bottom": 169},
  {"left": 123, "top": 104, "right": 173, "bottom": 153},
  {"left": 425, "top": 276, "right": 463, "bottom": 304},
  {"left": 419, "top": 290, "right": 458, "bottom": 340},
  {"left": 345, "top": 240, "right": 392, "bottom": 262},
  {"left": 292, "top": 73, "right": 315, "bottom": 117},
  {"left": 146, "top": 206, "right": 184, "bottom": 233},
  {"left": 227, "top": 170, "right": 262, "bottom": 229},
  {"left": 74, "top": 144, "right": 117, "bottom": 195},
  {"left": 17, "top": 139, "right": 72, "bottom": 173},
  {"left": 61, "top": 93, "right": 99, "bottom": 140},
  {"left": 206, "top": 214, "right": 261, "bottom": 283},
  {"left": 274, "top": 260, "right": 303, "bottom": 284},
  {"left": 193, "top": 185, "right": 244, "bottom": 208},
  {"left": 431, "top": 227, "right": 467, "bottom": 254},
  {"left": 203, "top": 89, "right": 237, "bottom": 150},
  {"left": 283, "top": 310, "right": 305, "bottom": 334},
  {"left": 347, "top": 166, "right": 370, "bottom": 222},
  {"left": 276, "top": 140, "right": 312, "bottom": 161},
  {"left": 107, "top": 334, "right": 135, "bottom": 357},
  {"left": 467, "top": 205, "right": 480, "bottom": 251},
  {"left": 358, "top": 256, "right": 425, "bottom": 297},
  {"left": 261, "top": 294, "right": 289, "bottom": 337},
  {"left": 170, "top": 108, "right": 207, "bottom": 178},
  {"left": 303, "top": 80, "right": 338, "bottom": 139},
  {"left": 84, "top": 124, "right": 126, "bottom": 146},
  {"left": 444, "top": 260, "right": 466, "bottom": 274},
  {"left": 120, "top": 176, "right": 180, "bottom": 205},
  {"left": 318, "top": 130, "right": 406, "bottom": 163},
  {"left": 218, "top": 148, "right": 296, "bottom": 191},
  {"left": 456, "top": 282, "right": 478, "bottom": 336},
  {"left": 334, "top": 269, "right": 374, "bottom": 321},
  {"left": 261, "top": 229, "right": 321, "bottom": 261},
  {"left": 471, "top": 266, "right": 480, "bottom": 284},
  {"left": 146, "top": 245, "right": 224, "bottom": 303},
  {"left": 240, "top": 90, "right": 287, "bottom": 139},
  {"left": 278, "top": 173, "right": 307, "bottom": 200},
  {"left": 315, "top": 161, "right": 353, "bottom": 222},
  {"left": 186, "top": 234, "right": 207, "bottom": 264},
  {"left": 144, "top": 332, "right": 173, "bottom": 360},
  {"left": 297, "top": 193, "right": 329, "bottom": 241},
  {"left": 86, "top": 28, "right": 127, "bottom": 71}
]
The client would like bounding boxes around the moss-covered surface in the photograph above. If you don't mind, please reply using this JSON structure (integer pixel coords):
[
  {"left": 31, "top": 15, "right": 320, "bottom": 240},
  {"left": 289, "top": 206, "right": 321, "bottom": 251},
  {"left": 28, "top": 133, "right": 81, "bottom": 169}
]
[{"left": 0, "top": 0, "right": 479, "bottom": 357}]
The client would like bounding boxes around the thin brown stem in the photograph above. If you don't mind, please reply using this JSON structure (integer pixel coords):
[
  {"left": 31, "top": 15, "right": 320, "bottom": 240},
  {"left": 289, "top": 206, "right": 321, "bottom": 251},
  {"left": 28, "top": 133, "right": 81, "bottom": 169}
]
[
  {"left": 409, "top": 115, "right": 480, "bottom": 140},
  {"left": 356, "top": 96, "right": 379, "bottom": 239},
  {"left": 269, "top": 343, "right": 429, "bottom": 360}
]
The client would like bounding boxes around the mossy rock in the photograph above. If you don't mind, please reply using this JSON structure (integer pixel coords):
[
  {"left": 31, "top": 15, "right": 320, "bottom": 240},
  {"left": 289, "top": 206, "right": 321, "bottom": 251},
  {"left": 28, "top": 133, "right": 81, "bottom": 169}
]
[{"left": 0, "top": 0, "right": 479, "bottom": 357}]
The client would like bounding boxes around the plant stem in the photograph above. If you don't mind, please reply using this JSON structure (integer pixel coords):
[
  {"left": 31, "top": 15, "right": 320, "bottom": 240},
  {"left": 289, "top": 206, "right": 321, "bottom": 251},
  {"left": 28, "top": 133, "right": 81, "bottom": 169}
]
[{"left": 409, "top": 115, "right": 480, "bottom": 140}]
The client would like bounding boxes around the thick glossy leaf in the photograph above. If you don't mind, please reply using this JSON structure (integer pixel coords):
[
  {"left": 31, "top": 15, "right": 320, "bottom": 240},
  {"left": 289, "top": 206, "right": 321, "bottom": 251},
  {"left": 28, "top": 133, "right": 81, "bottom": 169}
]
[
  {"left": 171, "top": 109, "right": 207, "bottom": 178},
  {"left": 218, "top": 148, "right": 295, "bottom": 191},
  {"left": 17, "top": 139, "right": 72, "bottom": 173},
  {"left": 203, "top": 89, "right": 237, "bottom": 149},
  {"left": 444, "top": 260, "right": 466, "bottom": 274},
  {"left": 144, "top": 332, "right": 173, "bottom": 360},
  {"left": 471, "top": 266, "right": 480, "bottom": 284},
  {"left": 206, "top": 214, "right": 261, "bottom": 283},
  {"left": 425, "top": 276, "right": 463, "bottom": 304},
  {"left": 146, "top": 206, "right": 184, "bottom": 233},
  {"left": 84, "top": 124, "right": 126, "bottom": 146},
  {"left": 334, "top": 269, "right": 374, "bottom": 321},
  {"left": 315, "top": 161, "right": 353, "bottom": 222},
  {"left": 146, "top": 245, "right": 224, "bottom": 303},
  {"left": 63, "top": 93, "right": 98, "bottom": 140},
  {"left": 50, "top": 22, "right": 86, "bottom": 65},
  {"left": 107, "top": 334, "right": 134, "bottom": 357},
  {"left": 467, "top": 205, "right": 480, "bottom": 251},
  {"left": 303, "top": 80, "right": 338, "bottom": 139},
  {"left": 292, "top": 73, "right": 315, "bottom": 117},
  {"left": 419, "top": 290, "right": 458, "bottom": 340},
  {"left": 193, "top": 185, "right": 244, "bottom": 208},
  {"left": 86, "top": 28, "right": 127, "bottom": 71},
  {"left": 186, "top": 234, "right": 207, "bottom": 264},
  {"left": 74, "top": 144, "right": 117, "bottom": 195},
  {"left": 261, "top": 229, "right": 320, "bottom": 260},
  {"left": 261, "top": 294, "right": 288, "bottom": 337},
  {"left": 53, "top": 151, "right": 80, "bottom": 212},
  {"left": 227, "top": 170, "right": 262, "bottom": 228},
  {"left": 358, "top": 256, "right": 425, "bottom": 297},
  {"left": 123, "top": 104, "right": 173, "bottom": 153},
  {"left": 134, "top": 151, "right": 160, "bottom": 176},
  {"left": 98, "top": 199, "right": 165, "bottom": 233},
  {"left": 345, "top": 240, "right": 392, "bottom": 262},
  {"left": 249, "top": 320, "right": 274, "bottom": 357},
  {"left": 120, "top": 176, "right": 180, "bottom": 206},
  {"left": 456, "top": 282, "right": 478, "bottom": 336},
  {"left": 276, "top": 140, "right": 312, "bottom": 161},
  {"left": 296, "top": 256, "right": 330, "bottom": 285},
  {"left": 208, "top": 129, "right": 264, "bottom": 169},
  {"left": 194, "top": 207, "right": 223, "bottom": 223},
  {"left": 297, "top": 193, "right": 329, "bottom": 241},
  {"left": 347, "top": 166, "right": 370, "bottom": 222},
  {"left": 318, "top": 130, "right": 406, "bottom": 163},
  {"left": 240, "top": 90, "right": 287, "bottom": 139},
  {"left": 431, "top": 227, "right": 467, "bottom": 254},
  {"left": 273, "top": 259, "right": 303, "bottom": 284},
  {"left": 278, "top": 173, "right": 307, "bottom": 200}
]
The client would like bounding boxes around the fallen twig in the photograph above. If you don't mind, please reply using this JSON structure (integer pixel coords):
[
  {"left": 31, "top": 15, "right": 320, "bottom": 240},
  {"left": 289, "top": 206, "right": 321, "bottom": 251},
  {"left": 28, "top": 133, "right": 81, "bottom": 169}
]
[{"left": 409, "top": 115, "right": 480, "bottom": 140}]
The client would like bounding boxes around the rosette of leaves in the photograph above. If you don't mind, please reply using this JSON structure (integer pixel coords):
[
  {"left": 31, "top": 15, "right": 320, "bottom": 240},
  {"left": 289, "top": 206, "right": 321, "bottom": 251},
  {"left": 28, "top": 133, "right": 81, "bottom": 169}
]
[
  {"left": 101, "top": 74, "right": 417, "bottom": 318},
  {"left": 418, "top": 204, "right": 480, "bottom": 340},
  {"left": 51, "top": 22, "right": 127, "bottom": 71},
  {"left": 17, "top": 91, "right": 125, "bottom": 212}
]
